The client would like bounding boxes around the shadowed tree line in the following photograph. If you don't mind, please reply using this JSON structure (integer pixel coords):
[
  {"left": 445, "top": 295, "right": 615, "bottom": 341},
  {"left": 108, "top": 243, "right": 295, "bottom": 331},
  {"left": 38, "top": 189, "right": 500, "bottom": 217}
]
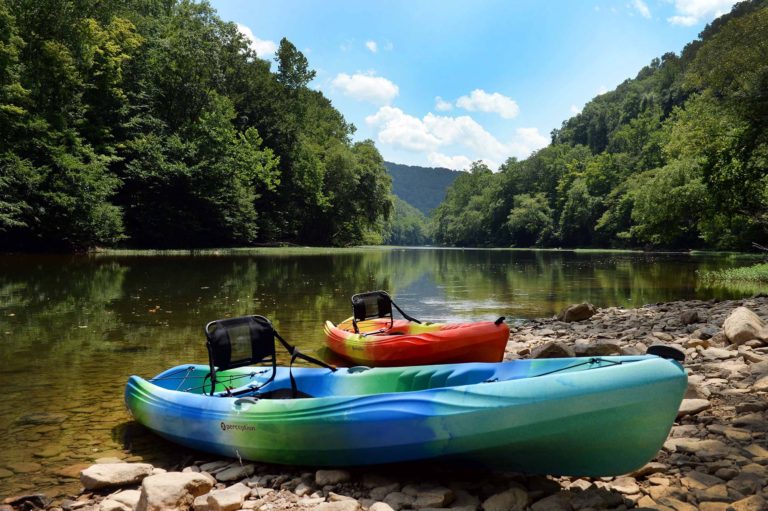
[
  {"left": 0, "top": 0, "right": 393, "bottom": 251},
  {"left": 432, "top": 0, "right": 768, "bottom": 251}
]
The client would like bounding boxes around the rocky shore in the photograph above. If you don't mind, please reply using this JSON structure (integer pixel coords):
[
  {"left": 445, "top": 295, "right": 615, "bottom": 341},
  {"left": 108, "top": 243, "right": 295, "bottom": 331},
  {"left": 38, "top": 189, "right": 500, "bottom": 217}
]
[{"left": 3, "top": 296, "right": 768, "bottom": 511}]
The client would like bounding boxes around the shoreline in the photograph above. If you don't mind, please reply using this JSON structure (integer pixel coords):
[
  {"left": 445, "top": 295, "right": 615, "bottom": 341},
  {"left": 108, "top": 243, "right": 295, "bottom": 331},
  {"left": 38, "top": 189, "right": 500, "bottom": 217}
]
[{"left": 3, "top": 296, "right": 768, "bottom": 510}]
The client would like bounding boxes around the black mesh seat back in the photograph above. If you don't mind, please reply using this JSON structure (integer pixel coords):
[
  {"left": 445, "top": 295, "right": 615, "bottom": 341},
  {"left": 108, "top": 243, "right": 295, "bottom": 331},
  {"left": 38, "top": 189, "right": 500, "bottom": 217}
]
[
  {"left": 206, "top": 315, "right": 276, "bottom": 371},
  {"left": 352, "top": 291, "right": 393, "bottom": 323}
]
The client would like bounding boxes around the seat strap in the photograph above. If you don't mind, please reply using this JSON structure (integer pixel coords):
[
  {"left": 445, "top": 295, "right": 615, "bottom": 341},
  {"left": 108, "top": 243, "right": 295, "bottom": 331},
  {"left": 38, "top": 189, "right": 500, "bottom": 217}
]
[
  {"left": 275, "top": 331, "right": 337, "bottom": 398},
  {"left": 391, "top": 300, "right": 421, "bottom": 324}
]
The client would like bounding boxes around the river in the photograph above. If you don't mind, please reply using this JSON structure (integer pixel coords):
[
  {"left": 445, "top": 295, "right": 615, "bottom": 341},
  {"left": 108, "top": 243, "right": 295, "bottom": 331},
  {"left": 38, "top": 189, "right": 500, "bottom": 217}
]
[{"left": 0, "top": 247, "right": 760, "bottom": 498}]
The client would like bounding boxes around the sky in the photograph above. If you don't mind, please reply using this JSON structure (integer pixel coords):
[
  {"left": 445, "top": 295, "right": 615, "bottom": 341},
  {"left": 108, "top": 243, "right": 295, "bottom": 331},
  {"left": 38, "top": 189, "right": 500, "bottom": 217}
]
[{"left": 211, "top": 0, "right": 740, "bottom": 171}]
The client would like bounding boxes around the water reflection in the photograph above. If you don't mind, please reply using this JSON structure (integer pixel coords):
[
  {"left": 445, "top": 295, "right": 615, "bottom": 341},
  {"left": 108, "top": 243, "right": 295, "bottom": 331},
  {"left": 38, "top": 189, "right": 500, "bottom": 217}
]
[{"left": 0, "top": 248, "right": 758, "bottom": 498}]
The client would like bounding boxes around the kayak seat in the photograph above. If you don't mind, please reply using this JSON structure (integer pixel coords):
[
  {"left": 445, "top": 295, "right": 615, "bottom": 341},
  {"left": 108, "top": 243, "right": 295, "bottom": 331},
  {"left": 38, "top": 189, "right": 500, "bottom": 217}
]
[
  {"left": 351, "top": 290, "right": 421, "bottom": 334},
  {"left": 205, "top": 314, "right": 336, "bottom": 398}
]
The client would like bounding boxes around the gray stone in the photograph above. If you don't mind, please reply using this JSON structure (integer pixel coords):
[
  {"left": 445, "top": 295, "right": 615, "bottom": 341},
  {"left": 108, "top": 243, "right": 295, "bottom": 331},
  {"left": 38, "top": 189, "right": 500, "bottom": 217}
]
[
  {"left": 753, "top": 374, "right": 768, "bottom": 391},
  {"left": 529, "top": 492, "right": 573, "bottom": 511},
  {"left": 557, "top": 303, "right": 597, "bottom": 323},
  {"left": 724, "top": 307, "right": 767, "bottom": 345},
  {"left": 136, "top": 472, "right": 214, "bottom": 511},
  {"left": 214, "top": 464, "right": 254, "bottom": 482},
  {"left": 316, "top": 469, "right": 351, "bottom": 486},
  {"left": 681, "top": 310, "right": 700, "bottom": 325},
  {"left": 413, "top": 486, "right": 453, "bottom": 508},
  {"left": 531, "top": 342, "right": 575, "bottom": 359},
  {"left": 81, "top": 463, "right": 154, "bottom": 490},
  {"left": 677, "top": 399, "right": 711, "bottom": 418},
  {"left": 481, "top": 487, "right": 528, "bottom": 511},
  {"left": 672, "top": 438, "right": 730, "bottom": 459},
  {"left": 606, "top": 476, "right": 639, "bottom": 494},
  {"left": 370, "top": 484, "right": 400, "bottom": 501},
  {"left": 384, "top": 492, "right": 414, "bottom": 511}
]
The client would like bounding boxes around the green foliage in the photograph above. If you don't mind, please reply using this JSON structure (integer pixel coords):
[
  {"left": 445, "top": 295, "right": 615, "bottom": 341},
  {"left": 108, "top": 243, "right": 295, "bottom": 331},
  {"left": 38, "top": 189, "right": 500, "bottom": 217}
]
[
  {"left": 698, "top": 262, "right": 768, "bottom": 284},
  {"left": 1, "top": 0, "right": 392, "bottom": 251},
  {"left": 434, "top": 0, "right": 768, "bottom": 251},
  {"left": 383, "top": 162, "right": 461, "bottom": 215},
  {"left": 384, "top": 197, "right": 431, "bottom": 246},
  {"left": 506, "top": 193, "right": 554, "bottom": 247}
]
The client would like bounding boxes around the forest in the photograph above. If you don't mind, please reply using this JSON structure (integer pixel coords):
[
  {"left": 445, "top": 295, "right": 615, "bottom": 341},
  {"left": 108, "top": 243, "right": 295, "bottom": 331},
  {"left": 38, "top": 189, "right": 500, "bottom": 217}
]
[
  {"left": 432, "top": 0, "right": 768, "bottom": 250},
  {"left": 0, "top": 0, "right": 392, "bottom": 251},
  {"left": 1, "top": 0, "right": 766, "bottom": 252}
]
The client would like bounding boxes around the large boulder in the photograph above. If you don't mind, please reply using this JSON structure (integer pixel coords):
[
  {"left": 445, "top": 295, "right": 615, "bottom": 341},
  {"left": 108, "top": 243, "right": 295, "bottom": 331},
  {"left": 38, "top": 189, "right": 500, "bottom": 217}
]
[
  {"left": 557, "top": 303, "right": 597, "bottom": 323},
  {"left": 723, "top": 307, "right": 767, "bottom": 345},
  {"left": 136, "top": 472, "right": 214, "bottom": 511},
  {"left": 80, "top": 463, "right": 154, "bottom": 490}
]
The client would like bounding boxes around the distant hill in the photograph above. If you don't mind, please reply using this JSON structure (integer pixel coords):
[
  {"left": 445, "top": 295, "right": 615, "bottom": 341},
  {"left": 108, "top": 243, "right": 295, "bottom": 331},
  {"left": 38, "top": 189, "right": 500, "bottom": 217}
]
[{"left": 384, "top": 162, "right": 462, "bottom": 215}]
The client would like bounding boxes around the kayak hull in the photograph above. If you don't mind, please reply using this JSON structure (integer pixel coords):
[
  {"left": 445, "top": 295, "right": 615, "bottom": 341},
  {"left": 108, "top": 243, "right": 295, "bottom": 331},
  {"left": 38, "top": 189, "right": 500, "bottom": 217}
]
[
  {"left": 323, "top": 318, "right": 510, "bottom": 366},
  {"left": 125, "top": 356, "right": 686, "bottom": 476}
]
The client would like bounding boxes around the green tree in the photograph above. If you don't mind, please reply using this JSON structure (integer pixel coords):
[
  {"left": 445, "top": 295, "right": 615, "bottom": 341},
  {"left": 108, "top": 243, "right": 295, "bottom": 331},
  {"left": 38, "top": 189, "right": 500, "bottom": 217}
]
[{"left": 506, "top": 193, "right": 554, "bottom": 247}]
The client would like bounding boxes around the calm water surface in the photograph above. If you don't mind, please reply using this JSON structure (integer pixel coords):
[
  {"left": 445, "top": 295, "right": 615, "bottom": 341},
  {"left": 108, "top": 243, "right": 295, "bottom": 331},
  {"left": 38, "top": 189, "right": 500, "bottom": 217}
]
[{"left": 0, "top": 248, "right": 760, "bottom": 498}]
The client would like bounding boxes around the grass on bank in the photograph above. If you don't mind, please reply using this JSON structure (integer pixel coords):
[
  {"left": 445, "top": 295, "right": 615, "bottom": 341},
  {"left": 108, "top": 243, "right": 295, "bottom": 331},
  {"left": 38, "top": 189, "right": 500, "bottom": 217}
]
[{"left": 698, "top": 262, "right": 768, "bottom": 285}]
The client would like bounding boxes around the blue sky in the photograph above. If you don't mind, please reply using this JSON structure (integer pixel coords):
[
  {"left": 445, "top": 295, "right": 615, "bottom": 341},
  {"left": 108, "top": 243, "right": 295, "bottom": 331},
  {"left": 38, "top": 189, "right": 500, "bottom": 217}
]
[{"left": 211, "top": 0, "right": 739, "bottom": 170}]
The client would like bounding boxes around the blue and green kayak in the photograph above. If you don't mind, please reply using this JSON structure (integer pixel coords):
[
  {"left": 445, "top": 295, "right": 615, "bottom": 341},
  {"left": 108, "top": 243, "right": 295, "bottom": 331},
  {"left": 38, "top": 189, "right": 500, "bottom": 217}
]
[{"left": 125, "top": 355, "right": 686, "bottom": 476}]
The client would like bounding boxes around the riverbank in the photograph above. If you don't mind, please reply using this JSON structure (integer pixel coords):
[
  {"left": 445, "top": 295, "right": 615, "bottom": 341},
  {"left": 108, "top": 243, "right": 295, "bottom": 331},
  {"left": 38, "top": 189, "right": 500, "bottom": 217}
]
[{"left": 3, "top": 296, "right": 768, "bottom": 511}]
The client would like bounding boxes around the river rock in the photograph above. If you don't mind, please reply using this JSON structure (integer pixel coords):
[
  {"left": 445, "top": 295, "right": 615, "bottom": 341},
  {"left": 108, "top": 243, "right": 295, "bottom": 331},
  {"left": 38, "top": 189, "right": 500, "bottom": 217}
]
[
  {"left": 207, "top": 483, "right": 251, "bottom": 511},
  {"left": 5, "top": 462, "right": 41, "bottom": 474},
  {"left": 370, "top": 484, "right": 400, "bottom": 501},
  {"left": 136, "top": 472, "right": 214, "bottom": 511},
  {"left": 529, "top": 492, "right": 573, "bottom": 511},
  {"left": 731, "top": 495, "right": 765, "bottom": 511},
  {"left": 482, "top": 486, "right": 528, "bottom": 511},
  {"left": 753, "top": 375, "right": 768, "bottom": 391},
  {"left": 556, "top": 303, "right": 597, "bottom": 322},
  {"left": 384, "top": 492, "right": 414, "bottom": 511},
  {"left": 531, "top": 342, "right": 575, "bottom": 359},
  {"left": 316, "top": 469, "right": 351, "bottom": 486},
  {"left": 314, "top": 501, "right": 361, "bottom": 511},
  {"left": 681, "top": 310, "right": 701, "bottom": 325},
  {"left": 723, "top": 307, "right": 767, "bottom": 345},
  {"left": 412, "top": 486, "right": 453, "bottom": 508},
  {"left": 214, "top": 463, "right": 254, "bottom": 482},
  {"left": 101, "top": 490, "right": 142, "bottom": 511},
  {"left": 677, "top": 399, "right": 711, "bottom": 417},
  {"left": 81, "top": 463, "right": 154, "bottom": 490},
  {"left": 369, "top": 503, "right": 395, "bottom": 511},
  {"left": 672, "top": 438, "right": 730, "bottom": 458}
]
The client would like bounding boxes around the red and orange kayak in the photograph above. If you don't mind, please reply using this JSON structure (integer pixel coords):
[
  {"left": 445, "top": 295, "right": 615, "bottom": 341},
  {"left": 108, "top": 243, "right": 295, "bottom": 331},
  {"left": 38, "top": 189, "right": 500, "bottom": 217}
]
[{"left": 323, "top": 317, "right": 510, "bottom": 367}]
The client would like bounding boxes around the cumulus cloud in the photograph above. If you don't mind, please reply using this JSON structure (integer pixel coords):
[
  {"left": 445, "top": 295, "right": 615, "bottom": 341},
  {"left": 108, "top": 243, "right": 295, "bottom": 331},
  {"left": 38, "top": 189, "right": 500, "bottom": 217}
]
[
  {"left": 667, "top": 0, "right": 738, "bottom": 25},
  {"left": 365, "top": 107, "right": 549, "bottom": 164},
  {"left": 508, "top": 128, "right": 550, "bottom": 159},
  {"left": 456, "top": 89, "right": 520, "bottom": 119},
  {"left": 435, "top": 96, "right": 453, "bottom": 112},
  {"left": 427, "top": 153, "right": 473, "bottom": 171},
  {"left": 632, "top": 0, "right": 651, "bottom": 18},
  {"left": 236, "top": 23, "right": 277, "bottom": 58},
  {"left": 365, "top": 40, "right": 378, "bottom": 53},
  {"left": 331, "top": 73, "right": 399, "bottom": 105}
]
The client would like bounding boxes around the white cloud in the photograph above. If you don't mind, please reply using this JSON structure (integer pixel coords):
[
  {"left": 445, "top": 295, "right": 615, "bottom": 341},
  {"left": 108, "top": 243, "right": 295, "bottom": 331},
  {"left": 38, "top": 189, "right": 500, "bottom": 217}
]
[
  {"left": 667, "top": 0, "right": 738, "bottom": 25},
  {"left": 365, "top": 107, "right": 549, "bottom": 164},
  {"left": 508, "top": 128, "right": 549, "bottom": 159},
  {"left": 633, "top": 0, "right": 651, "bottom": 18},
  {"left": 427, "top": 153, "right": 473, "bottom": 171},
  {"left": 570, "top": 104, "right": 582, "bottom": 115},
  {"left": 331, "top": 73, "right": 399, "bottom": 105},
  {"left": 236, "top": 23, "right": 277, "bottom": 59},
  {"left": 456, "top": 89, "right": 520, "bottom": 119},
  {"left": 435, "top": 96, "right": 453, "bottom": 112},
  {"left": 365, "top": 40, "right": 378, "bottom": 53},
  {"left": 598, "top": 84, "right": 609, "bottom": 95}
]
